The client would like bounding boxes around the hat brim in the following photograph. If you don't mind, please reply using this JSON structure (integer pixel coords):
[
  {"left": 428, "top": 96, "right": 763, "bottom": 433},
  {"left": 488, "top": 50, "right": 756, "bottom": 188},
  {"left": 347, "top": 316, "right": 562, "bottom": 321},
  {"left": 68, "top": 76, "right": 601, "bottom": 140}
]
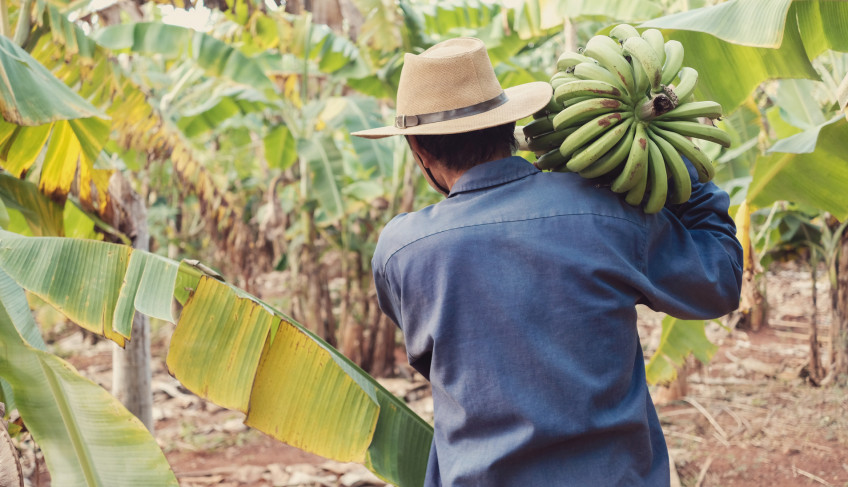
[{"left": 351, "top": 82, "right": 553, "bottom": 139}]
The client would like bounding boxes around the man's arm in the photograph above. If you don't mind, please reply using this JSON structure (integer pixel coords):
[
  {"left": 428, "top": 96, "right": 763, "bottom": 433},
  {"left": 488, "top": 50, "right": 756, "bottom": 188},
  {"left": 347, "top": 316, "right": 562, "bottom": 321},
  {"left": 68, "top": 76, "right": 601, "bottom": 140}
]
[{"left": 639, "top": 159, "right": 743, "bottom": 319}]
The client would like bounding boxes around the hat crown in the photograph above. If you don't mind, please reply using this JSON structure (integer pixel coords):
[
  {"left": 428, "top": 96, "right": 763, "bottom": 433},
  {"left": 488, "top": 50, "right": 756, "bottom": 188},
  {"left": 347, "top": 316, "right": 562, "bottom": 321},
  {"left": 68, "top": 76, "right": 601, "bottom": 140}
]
[{"left": 396, "top": 38, "right": 503, "bottom": 117}]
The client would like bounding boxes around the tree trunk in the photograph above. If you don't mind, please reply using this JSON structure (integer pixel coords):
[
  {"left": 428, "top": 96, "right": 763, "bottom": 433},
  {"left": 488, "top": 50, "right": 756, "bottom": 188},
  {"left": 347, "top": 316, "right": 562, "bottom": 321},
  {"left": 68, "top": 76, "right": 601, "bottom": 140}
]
[
  {"left": 312, "top": 0, "right": 343, "bottom": 32},
  {"left": 833, "top": 231, "right": 848, "bottom": 380},
  {"left": 369, "top": 313, "right": 396, "bottom": 378},
  {"left": 0, "top": 403, "right": 24, "bottom": 487},
  {"left": 105, "top": 173, "right": 154, "bottom": 432},
  {"left": 807, "top": 261, "right": 823, "bottom": 385}
]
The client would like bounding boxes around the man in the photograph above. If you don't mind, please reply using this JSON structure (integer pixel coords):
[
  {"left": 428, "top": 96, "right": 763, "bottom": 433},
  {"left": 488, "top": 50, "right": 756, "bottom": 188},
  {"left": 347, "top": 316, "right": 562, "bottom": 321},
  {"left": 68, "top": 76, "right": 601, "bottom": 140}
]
[{"left": 353, "top": 38, "right": 742, "bottom": 486}]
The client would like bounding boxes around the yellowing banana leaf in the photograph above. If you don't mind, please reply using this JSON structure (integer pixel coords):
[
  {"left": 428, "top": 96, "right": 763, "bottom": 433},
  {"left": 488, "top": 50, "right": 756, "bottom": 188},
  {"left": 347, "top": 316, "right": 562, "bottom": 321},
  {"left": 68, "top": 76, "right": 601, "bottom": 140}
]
[
  {"left": 645, "top": 316, "right": 717, "bottom": 385},
  {"left": 0, "top": 33, "right": 104, "bottom": 125},
  {"left": 0, "top": 233, "right": 433, "bottom": 487},
  {"left": 0, "top": 117, "right": 112, "bottom": 212},
  {"left": 748, "top": 116, "right": 848, "bottom": 221},
  {"left": 93, "top": 23, "right": 276, "bottom": 93},
  {"left": 0, "top": 267, "right": 178, "bottom": 486}
]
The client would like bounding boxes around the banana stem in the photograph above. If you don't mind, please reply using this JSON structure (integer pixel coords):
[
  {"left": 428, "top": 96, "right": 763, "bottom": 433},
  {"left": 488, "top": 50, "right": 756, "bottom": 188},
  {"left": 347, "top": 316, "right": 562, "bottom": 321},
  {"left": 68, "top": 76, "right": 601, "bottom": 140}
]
[{"left": 637, "top": 93, "right": 675, "bottom": 121}]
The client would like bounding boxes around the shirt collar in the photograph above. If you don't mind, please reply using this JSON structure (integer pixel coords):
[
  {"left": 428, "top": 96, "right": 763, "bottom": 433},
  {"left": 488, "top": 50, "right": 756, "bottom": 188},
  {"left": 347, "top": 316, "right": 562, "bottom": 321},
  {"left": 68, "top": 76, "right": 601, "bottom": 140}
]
[{"left": 448, "top": 156, "right": 540, "bottom": 197}]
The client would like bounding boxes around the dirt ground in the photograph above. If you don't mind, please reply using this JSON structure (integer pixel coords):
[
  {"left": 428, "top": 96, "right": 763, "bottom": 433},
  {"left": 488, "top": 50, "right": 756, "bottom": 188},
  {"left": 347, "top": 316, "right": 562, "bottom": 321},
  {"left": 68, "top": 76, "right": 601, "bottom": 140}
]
[{"left": 16, "top": 261, "right": 848, "bottom": 487}]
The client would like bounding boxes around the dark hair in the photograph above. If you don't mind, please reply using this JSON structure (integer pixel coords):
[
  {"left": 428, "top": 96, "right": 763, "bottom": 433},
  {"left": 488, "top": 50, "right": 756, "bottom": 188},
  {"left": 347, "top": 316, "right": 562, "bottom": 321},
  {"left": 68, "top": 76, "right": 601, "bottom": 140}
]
[{"left": 412, "top": 122, "right": 517, "bottom": 172}]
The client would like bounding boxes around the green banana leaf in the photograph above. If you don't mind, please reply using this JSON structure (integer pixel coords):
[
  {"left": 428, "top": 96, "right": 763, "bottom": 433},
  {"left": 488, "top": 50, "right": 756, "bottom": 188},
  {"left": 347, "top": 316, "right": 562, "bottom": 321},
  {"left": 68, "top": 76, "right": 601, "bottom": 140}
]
[
  {"left": 747, "top": 116, "right": 848, "bottom": 221},
  {"left": 343, "top": 97, "right": 395, "bottom": 180},
  {"left": 0, "top": 173, "right": 65, "bottom": 237},
  {"left": 265, "top": 125, "right": 298, "bottom": 171},
  {"left": 0, "top": 33, "right": 104, "bottom": 125},
  {"left": 176, "top": 86, "right": 272, "bottom": 138},
  {"left": 645, "top": 316, "right": 717, "bottom": 385},
  {"left": 838, "top": 72, "right": 848, "bottom": 120},
  {"left": 638, "top": 0, "right": 848, "bottom": 112},
  {"left": 0, "top": 232, "right": 433, "bottom": 487},
  {"left": 93, "top": 23, "right": 276, "bottom": 93},
  {"left": 0, "top": 267, "right": 178, "bottom": 486},
  {"left": 299, "top": 137, "right": 345, "bottom": 222}
]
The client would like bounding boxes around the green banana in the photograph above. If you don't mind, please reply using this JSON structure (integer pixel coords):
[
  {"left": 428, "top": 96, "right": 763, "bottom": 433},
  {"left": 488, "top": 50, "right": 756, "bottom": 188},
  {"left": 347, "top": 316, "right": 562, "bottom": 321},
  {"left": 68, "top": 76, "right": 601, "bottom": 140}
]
[
  {"left": 611, "top": 122, "right": 649, "bottom": 193},
  {"left": 522, "top": 114, "right": 556, "bottom": 138},
  {"left": 654, "top": 100, "right": 723, "bottom": 121},
  {"left": 533, "top": 96, "right": 565, "bottom": 118},
  {"left": 648, "top": 130, "right": 692, "bottom": 204},
  {"left": 560, "top": 95, "right": 595, "bottom": 109},
  {"left": 566, "top": 117, "right": 634, "bottom": 172},
  {"left": 643, "top": 139, "right": 668, "bottom": 213},
  {"left": 583, "top": 36, "right": 635, "bottom": 99},
  {"left": 661, "top": 40, "right": 684, "bottom": 86},
  {"left": 632, "top": 58, "right": 650, "bottom": 99},
  {"left": 573, "top": 62, "right": 627, "bottom": 92},
  {"left": 552, "top": 97, "right": 624, "bottom": 131},
  {"left": 610, "top": 24, "right": 640, "bottom": 42},
  {"left": 624, "top": 164, "right": 648, "bottom": 206},
  {"left": 557, "top": 51, "right": 592, "bottom": 72},
  {"left": 640, "top": 29, "right": 666, "bottom": 67},
  {"left": 650, "top": 125, "right": 714, "bottom": 183},
  {"left": 551, "top": 75, "right": 578, "bottom": 90},
  {"left": 653, "top": 120, "right": 732, "bottom": 148},
  {"left": 553, "top": 79, "right": 628, "bottom": 104},
  {"left": 671, "top": 67, "right": 698, "bottom": 102},
  {"left": 527, "top": 127, "right": 579, "bottom": 152},
  {"left": 559, "top": 111, "right": 632, "bottom": 158},
  {"left": 551, "top": 71, "right": 577, "bottom": 82},
  {"left": 578, "top": 123, "right": 636, "bottom": 179},
  {"left": 623, "top": 36, "right": 663, "bottom": 91},
  {"left": 535, "top": 146, "right": 570, "bottom": 171}
]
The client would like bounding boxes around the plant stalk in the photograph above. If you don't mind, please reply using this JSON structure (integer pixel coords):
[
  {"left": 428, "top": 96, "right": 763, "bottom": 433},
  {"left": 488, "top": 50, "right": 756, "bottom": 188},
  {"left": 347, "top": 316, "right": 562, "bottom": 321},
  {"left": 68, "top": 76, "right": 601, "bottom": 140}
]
[
  {"left": 12, "top": 0, "right": 33, "bottom": 46},
  {"left": 0, "top": 0, "right": 10, "bottom": 38},
  {"left": 636, "top": 93, "right": 675, "bottom": 121}
]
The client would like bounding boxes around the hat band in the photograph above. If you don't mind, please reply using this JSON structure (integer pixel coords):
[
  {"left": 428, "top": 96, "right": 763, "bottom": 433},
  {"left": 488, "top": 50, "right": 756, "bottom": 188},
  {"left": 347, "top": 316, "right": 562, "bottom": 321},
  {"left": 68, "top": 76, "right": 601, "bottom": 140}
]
[{"left": 394, "top": 92, "right": 508, "bottom": 129}]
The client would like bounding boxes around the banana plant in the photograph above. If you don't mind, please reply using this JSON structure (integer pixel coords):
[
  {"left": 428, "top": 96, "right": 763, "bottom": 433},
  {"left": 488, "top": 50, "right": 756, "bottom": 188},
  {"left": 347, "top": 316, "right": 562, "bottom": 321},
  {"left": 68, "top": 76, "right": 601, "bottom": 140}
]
[{"left": 0, "top": 230, "right": 433, "bottom": 487}]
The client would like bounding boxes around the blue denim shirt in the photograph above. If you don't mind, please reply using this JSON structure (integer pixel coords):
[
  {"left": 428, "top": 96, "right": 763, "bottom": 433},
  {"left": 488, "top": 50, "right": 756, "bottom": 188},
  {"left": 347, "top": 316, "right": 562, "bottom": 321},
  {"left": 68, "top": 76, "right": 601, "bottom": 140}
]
[{"left": 372, "top": 156, "right": 742, "bottom": 486}]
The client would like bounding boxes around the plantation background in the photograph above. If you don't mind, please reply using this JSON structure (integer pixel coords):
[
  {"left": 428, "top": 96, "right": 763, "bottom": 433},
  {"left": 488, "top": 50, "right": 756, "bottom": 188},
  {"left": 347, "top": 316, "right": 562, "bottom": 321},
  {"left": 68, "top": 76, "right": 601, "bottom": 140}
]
[{"left": 0, "top": 0, "right": 846, "bottom": 486}]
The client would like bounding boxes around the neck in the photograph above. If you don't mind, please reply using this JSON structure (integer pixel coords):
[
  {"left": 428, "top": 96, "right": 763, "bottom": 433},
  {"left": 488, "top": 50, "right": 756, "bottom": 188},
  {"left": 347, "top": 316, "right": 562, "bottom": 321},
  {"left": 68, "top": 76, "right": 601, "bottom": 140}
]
[{"left": 431, "top": 150, "right": 512, "bottom": 194}]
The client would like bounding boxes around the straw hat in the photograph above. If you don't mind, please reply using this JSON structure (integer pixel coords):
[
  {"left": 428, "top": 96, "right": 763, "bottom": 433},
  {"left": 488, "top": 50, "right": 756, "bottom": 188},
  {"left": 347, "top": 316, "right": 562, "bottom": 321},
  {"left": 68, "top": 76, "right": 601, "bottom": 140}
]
[{"left": 351, "top": 38, "right": 552, "bottom": 139}]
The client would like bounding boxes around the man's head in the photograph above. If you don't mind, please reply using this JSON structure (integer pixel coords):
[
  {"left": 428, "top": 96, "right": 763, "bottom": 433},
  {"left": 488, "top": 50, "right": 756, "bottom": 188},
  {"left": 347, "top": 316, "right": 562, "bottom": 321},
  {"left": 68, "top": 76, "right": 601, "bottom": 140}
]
[
  {"left": 408, "top": 122, "right": 518, "bottom": 173},
  {"left": 351, "top": 37, "right": 552, "bottom": 193}
]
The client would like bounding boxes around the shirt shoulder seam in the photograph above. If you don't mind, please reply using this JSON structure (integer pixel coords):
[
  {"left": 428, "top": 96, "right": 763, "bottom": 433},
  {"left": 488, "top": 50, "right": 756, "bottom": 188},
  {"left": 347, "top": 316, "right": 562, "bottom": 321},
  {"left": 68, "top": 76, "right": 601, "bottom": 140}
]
[{"left": 379, "top": 211, "right": 643, "bottom": 272}]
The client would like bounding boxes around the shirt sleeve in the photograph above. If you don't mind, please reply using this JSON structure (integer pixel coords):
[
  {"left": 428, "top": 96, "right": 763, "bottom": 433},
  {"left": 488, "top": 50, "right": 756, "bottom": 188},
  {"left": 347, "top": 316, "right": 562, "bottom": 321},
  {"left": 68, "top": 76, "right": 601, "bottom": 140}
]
[
  {"left": 638, "top": 158, "right": 744, "bottom": 319},
  {"left": 371, "top": 220, "right": 404, "bottom": 329}
]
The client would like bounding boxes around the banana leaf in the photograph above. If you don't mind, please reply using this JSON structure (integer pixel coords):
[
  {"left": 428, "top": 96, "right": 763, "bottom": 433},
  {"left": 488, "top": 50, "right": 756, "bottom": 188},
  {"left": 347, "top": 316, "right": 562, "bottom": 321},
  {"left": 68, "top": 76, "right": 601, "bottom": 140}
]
[
  {"left": 0, "top": 232, "right": 433, "bottom": 487},
  {"left": 645, "top": 316, "right": 717, "bottom": 385},
  {"left": 638, "top": 0, "right": 845, "bottom": 112},
  {"left": 838, "top": 72, "right": 848, "bottom": 120},
  {"left": 0, "top": 267, "right": 178, "bottom": 486},
  {"left": 299, "top": 137, "right": 345, "bottom": 222},
  {"left": 93, "top": 23, "right": 276, "bottom": 93},
  {"left": 0, "top": 33, "right": 104, "bottom": 125},
  {"left": 0, "top": 117, "right": 112, "bottom": 215},
  {"left": 747, "top": 116, "right": 848, "bottom": 221},
  {"left": 0, "top": 173, "right": 64, "bottom": 237}
]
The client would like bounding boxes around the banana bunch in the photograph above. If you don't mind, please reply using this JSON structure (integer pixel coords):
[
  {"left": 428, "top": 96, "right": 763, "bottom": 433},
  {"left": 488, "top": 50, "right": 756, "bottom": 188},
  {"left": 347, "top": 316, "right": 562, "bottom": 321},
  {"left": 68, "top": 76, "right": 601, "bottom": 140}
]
[{"left": 520, "top": 25, "right": 730, "bottom": 213}]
